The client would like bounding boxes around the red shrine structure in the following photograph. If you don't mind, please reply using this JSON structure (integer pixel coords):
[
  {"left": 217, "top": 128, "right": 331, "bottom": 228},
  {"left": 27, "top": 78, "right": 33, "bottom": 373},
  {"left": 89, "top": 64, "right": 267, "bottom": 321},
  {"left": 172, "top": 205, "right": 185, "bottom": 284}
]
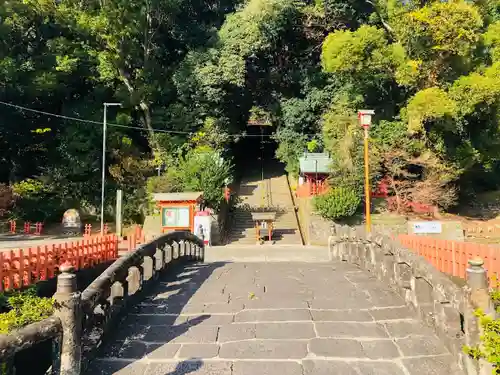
[{"left": 295, "top": 152, "right": 332, "bottom": 198}]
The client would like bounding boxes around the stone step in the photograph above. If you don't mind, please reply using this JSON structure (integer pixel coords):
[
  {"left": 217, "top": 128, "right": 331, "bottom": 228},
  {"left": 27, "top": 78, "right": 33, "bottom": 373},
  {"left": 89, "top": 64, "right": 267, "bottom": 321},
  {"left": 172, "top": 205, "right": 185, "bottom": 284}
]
[
  {"left": 228, "top": 230, "right": 300, "bottom": 236},
  {"left": 230, "top": 225, "right": 299, "bottom": 232},
  {"left": 227, "top": 173, "right": 302, "bottom": 246},
  {"left": 231, "top": 224, "right": 298, "bottom": 229},
  {"left": 228, "top": 239, "right": 303, "bottom": 246}
]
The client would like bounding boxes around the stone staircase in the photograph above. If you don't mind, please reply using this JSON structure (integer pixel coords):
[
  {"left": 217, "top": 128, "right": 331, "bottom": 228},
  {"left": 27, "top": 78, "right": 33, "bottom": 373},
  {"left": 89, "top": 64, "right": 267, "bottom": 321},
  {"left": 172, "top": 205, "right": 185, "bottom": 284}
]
[{"left": 226, "top": 173, "right": 303, "bottom": 245}]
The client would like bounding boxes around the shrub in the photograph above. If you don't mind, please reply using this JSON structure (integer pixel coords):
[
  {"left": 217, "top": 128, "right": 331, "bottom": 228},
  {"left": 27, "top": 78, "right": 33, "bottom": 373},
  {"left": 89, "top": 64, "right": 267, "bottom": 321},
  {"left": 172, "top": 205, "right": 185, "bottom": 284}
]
[
  {"left": 11, "top": 179, "right": 62, "bottom": 221},
  {"left": 463, "top": 309, "right": 500, "bottom": 373},
  {"left": 0, "top": 184, "right": 15, "bottom": 218},
  {"left": 313, "top": 187, "right": 361, "bottom": 220},
  {"left": 0, "top": 287, "right": 54, "bottom": 334},
  {"left": 463, "top": 285, "right": 500, "bottom": 373}
]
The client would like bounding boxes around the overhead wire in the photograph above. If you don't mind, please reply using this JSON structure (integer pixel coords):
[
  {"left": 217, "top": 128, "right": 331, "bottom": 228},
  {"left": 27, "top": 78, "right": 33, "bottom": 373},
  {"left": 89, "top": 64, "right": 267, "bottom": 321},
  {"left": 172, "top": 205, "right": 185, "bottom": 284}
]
[
  {"left": 0, "top": 100, "right": 323, "bottom": 139},
  {"left": 0, "top": 100, "right": 200, "bottom": 135}
]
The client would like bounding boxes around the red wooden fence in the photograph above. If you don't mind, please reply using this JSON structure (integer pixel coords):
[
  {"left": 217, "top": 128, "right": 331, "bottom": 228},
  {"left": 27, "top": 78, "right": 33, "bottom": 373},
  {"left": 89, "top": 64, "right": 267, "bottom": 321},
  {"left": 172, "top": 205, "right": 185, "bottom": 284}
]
[
  {"left": 0, "top": 234, "right": 119, "bottom": 292},
  {"left": 124, "top": 225, "right": 145, "bottom": 252},
  {"left": 295, "top": 181, "right": 329, "bottom": 198},
  {"left": 398, "top": 234, "right": 500, "bottom": 285},
  {"left": 464, "top": 222, "right": 500, "bottom": 236}
]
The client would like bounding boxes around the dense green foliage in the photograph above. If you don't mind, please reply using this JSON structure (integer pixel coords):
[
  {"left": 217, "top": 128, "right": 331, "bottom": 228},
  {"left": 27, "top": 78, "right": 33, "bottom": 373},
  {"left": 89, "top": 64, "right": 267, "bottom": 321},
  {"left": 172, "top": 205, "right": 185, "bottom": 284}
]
[
  {"left": 147, "top": 147, "right": 233, "bottom": 211},
  {"left": 313, "top": 187, "right": 361, "bottom": 220},
  {"left": 2, "top": 0, "right": 500, "bottom": 222},
  {"left": 464, "top": 309, "right": 500, "bottom": 373},
  {"left": 0, "top": 288, "right": 54, "bottom": 334},
  {"left": 464, "top": 287, "right": 500, "bottom": 373}
]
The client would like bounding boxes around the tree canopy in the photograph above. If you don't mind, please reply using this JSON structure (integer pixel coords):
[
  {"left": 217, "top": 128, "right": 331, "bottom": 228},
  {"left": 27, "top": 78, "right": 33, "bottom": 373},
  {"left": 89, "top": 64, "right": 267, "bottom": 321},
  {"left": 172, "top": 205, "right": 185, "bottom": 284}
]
[{"left": 2, "top": 0, "right": 500, "bottom": 221}]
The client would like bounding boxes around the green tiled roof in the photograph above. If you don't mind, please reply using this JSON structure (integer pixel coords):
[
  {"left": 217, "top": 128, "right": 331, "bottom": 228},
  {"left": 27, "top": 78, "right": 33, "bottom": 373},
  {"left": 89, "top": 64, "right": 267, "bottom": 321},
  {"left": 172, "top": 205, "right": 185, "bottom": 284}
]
[{"left": 298, "top": 153, "right": 332, "bottom": 174}]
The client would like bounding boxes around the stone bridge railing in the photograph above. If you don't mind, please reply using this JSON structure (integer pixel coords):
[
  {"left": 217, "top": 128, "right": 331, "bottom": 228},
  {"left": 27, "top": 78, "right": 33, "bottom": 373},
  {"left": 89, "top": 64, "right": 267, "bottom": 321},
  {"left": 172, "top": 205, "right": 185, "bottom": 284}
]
[
  {"left": 0, "top": 231, "right": 204, "bottom": 375},
  {"left": 329, "top": 224, "right": 496, "bottom": 375},
  {"left": 0, "top": 224, "right": 496, "bottom": 374}
]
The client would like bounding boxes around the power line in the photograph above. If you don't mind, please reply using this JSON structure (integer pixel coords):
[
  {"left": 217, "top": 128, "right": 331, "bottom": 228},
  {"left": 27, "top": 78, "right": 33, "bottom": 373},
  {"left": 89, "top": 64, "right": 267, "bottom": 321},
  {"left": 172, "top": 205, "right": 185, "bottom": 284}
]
[
  {"left": 0, "top": 100, "right": 194, "bottom": 135},
  {"left": 0, "top": 99, "right": 322, "bottom": 138}
]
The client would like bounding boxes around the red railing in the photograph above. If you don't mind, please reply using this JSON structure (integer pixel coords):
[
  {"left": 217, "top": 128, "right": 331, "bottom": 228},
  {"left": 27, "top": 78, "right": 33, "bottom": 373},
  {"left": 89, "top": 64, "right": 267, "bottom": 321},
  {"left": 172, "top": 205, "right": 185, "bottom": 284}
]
[
  {"left": 398, "top": 234, "right": 500, "bottom": 285},
  {"left": 8, "top": 220, "right": 44, "bottom": 235},
  {"left": 464, "top": 222, "right": 500, "bottom": 236},
  {"left": 123, "top": 225, "right": 146, "bottom": 252},
  {"left": 295, "top": 181, "right": 329, "bottom": 198},
  {"left": 0, "top": 234, "right": 119, "bottom": 292}
]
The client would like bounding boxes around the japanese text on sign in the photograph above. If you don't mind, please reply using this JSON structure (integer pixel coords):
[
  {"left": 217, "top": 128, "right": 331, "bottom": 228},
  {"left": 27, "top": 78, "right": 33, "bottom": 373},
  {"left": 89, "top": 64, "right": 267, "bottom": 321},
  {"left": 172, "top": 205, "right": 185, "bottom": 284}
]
[
  {"left": 161, "top": 206, "right": 190, "bottom": 228},
  {"left": 412, "top": 221, "right": 442, "bottom": 234}
]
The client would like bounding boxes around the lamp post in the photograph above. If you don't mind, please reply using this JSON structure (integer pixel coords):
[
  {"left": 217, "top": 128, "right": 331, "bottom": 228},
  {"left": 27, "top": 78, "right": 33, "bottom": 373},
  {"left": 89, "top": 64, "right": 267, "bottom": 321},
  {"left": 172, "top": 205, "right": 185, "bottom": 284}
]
[
  {"left": 358, "top": 109, "right": 375, "bottom": 233},
  {"left": 101, "top": 102, "right": 121, "bottom": 234}
]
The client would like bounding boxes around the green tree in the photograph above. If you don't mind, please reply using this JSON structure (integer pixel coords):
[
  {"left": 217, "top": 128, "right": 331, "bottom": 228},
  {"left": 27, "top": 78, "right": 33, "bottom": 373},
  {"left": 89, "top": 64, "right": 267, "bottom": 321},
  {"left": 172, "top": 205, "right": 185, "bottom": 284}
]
[{"left": 147, "top": 148, "right": 233, "bottom": 211}]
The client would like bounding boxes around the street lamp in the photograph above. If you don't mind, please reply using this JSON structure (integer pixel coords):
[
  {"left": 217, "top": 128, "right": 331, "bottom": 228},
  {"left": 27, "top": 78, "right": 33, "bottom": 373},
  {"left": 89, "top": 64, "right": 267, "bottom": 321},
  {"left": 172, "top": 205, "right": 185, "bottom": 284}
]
[
  {"left": 358, "top": 109, "right": 375, "bottom": 233},
  {"left": 101, "top": 102, "right": 121, "bottom": 234}
]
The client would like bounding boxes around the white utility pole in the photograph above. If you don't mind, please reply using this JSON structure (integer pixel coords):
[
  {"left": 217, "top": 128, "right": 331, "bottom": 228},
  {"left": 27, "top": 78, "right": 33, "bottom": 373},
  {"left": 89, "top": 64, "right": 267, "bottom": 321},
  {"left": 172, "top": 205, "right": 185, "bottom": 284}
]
[{"left": 101, "top": 102, "right": 121, "bottom": 234}]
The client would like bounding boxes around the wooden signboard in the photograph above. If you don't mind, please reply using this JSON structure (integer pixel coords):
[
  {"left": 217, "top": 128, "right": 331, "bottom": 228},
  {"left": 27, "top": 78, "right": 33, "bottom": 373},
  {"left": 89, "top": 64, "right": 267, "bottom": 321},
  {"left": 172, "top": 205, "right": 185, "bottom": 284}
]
[{"left": 153, "top": 192, "right": 203, "bottom": 233}]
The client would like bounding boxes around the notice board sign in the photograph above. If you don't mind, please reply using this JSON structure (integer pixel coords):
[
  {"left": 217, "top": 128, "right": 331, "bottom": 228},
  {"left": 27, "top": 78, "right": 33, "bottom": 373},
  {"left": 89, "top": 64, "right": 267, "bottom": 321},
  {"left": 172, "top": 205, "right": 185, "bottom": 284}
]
[
  {"left": 161, "top": 206, "right": 190, "bottom": 228},
  {"left": 412, "top": 221, "right": 442, "bottom": 234}
]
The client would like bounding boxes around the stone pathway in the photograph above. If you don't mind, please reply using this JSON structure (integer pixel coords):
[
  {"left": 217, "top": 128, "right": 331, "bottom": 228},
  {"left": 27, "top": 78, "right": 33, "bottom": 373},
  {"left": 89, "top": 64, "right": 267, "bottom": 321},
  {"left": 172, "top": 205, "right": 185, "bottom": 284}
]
[
  {"left": 88, "top": 262, "right": 464, "bottom": 375},
  {"left": 0, "top": 234, "right": 82, "bottom": 250},
  {"left": 204, "top": 245, "right": 330, "bottom": 263}
]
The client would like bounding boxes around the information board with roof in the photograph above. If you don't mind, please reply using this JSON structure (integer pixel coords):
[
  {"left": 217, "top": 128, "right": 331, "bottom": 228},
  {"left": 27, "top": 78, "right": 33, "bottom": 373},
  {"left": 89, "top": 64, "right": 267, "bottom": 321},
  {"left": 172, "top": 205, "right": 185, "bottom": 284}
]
[{"left": 152, "top": 192, "right": 203, "bottom": 233}]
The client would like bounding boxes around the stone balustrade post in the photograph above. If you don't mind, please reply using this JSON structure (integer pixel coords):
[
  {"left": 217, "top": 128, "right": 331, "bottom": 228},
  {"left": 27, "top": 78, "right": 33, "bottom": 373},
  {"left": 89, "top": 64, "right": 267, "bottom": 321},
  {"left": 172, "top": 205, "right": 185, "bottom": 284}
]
[
  {"left": 53, "top": 262, "right": 82, "bottom": 375},
  {"left": 466, "top": 258, "right": 495, "bottom": 375},
  {"left": 467, "top": 258, "right": 494, "bottom": 314}
]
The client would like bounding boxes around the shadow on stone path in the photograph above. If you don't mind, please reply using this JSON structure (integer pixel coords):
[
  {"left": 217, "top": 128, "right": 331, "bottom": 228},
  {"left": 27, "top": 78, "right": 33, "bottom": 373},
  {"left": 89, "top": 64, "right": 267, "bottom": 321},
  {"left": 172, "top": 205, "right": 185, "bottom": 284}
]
[
  {"left": 87, "top": 261, "right": 465, "bottom": 375},
  {"left": 86, "top": 262, "right": 227, "bottom": 375}
]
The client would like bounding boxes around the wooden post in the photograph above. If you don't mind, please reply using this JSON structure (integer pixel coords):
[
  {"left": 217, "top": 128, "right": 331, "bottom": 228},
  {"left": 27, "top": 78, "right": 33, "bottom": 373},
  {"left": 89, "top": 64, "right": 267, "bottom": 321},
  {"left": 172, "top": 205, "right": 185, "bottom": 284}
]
[
  {"left": 116, "top": 189, "right": 123, "bottom": 237},
  {"left": 53, "top": 263, "right": 82, "bottom": 375},
  {"left": 268, "top": 220, "right": 272, "bottom": 244}
]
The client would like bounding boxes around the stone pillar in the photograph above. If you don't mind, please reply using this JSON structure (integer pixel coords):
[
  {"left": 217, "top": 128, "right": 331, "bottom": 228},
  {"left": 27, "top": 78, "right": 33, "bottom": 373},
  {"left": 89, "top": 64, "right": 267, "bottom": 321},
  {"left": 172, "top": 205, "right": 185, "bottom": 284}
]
[
  {"left": 53, "top": 262, "right": 82, "bottom": 375},
  {"left": 115, "top": 189, "right": 123, "bottom": 237},
  {"left": 467, "top": 258, "right": 488, "bottom": 291},
  {"left": 467, "top": 258, "right": 494, "bottom": 314},
  {"left": 466, "top": 258, "right": 495, "bottom": 375}
]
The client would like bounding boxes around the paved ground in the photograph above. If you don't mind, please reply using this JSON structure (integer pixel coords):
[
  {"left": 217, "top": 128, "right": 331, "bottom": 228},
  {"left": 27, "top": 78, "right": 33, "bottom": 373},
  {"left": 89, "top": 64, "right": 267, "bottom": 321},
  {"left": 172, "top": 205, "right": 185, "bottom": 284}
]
[
  {"left": 204, "top": 245, "right": 330, "bottom": 263},
  {"left": 0, "top": 234, "right": 82, "bottom": 250},
  {"left": 88, "top": 261, "right": 464, "bottom": 375}
]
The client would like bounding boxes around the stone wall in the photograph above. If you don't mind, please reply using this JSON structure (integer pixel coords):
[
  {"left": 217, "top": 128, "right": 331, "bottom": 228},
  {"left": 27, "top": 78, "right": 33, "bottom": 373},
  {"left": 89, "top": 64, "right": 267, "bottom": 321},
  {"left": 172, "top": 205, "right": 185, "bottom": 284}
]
[
  {"left": 297, "top": 197, "right": 409, "bottom": 245},
  {"left": 328, "top": 225, "right": 494, "bottom": 375},
  {"left": 296, "top": 196, "right": 332, "bottom": 246},
  {"left": 370, "top": 222, "right": 408, "bottom": 236}
]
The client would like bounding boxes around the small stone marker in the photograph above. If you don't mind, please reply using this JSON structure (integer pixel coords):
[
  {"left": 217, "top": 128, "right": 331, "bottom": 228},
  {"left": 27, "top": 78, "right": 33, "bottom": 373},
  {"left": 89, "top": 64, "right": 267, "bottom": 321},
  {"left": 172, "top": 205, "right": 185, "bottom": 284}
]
[{"left": 61, "top": 209, "right": 82, "bottom": 235}]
